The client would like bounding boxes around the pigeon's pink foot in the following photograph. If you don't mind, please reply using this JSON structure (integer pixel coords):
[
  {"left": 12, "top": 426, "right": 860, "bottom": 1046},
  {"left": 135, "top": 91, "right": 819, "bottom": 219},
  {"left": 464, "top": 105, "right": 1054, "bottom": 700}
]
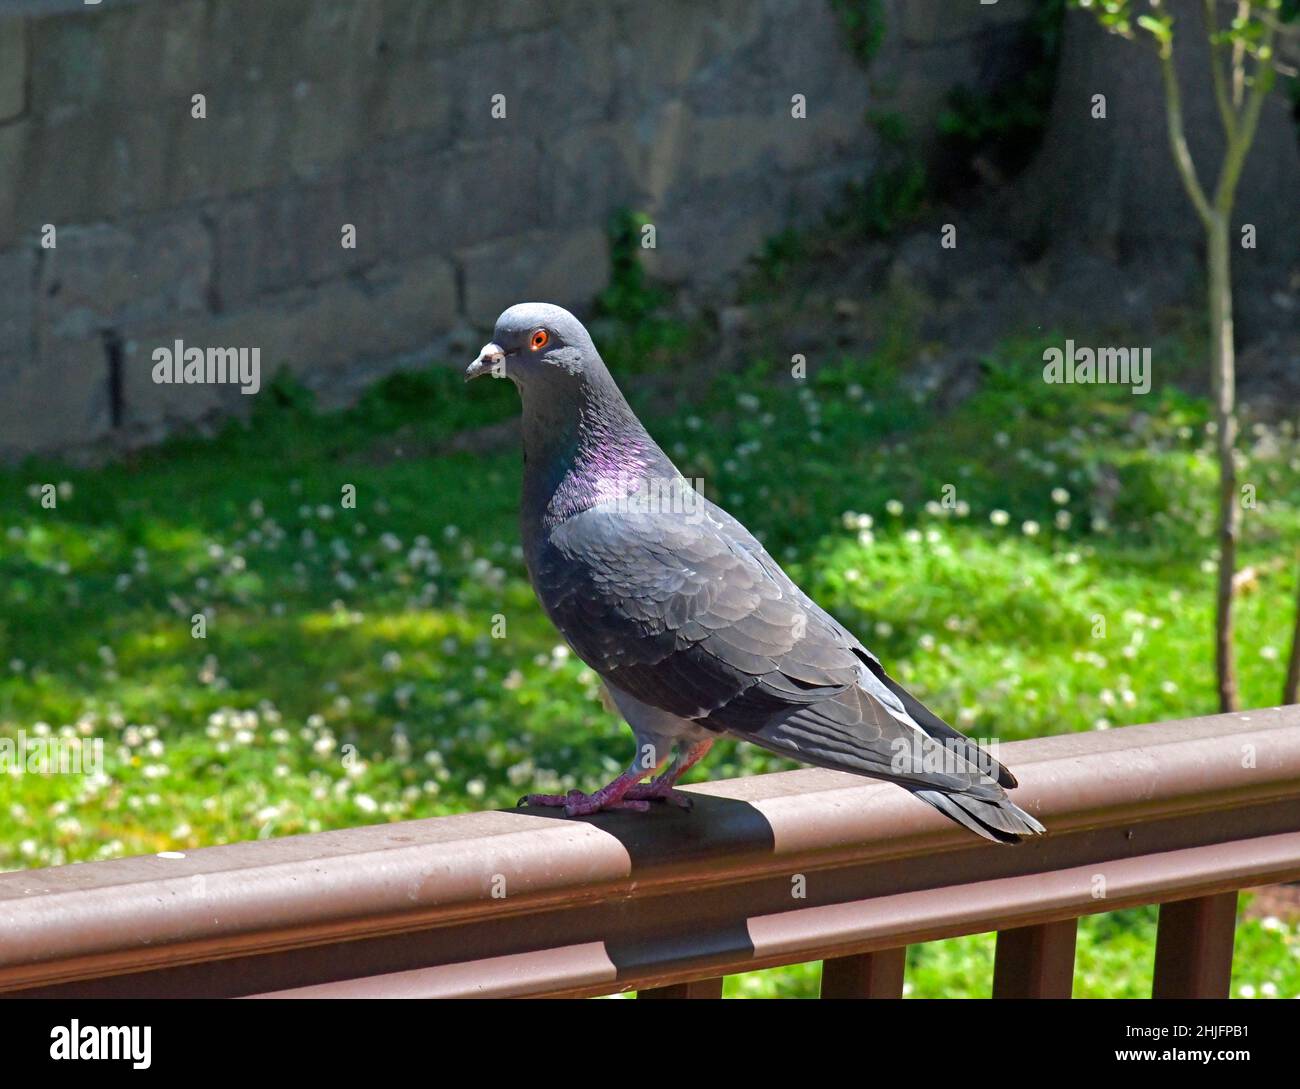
[
  {"left": 517, "top": 785, "right": 650, "bottom": 816},
  {"left": 624, "top": 782, "right": 694, "bottom": 809}
]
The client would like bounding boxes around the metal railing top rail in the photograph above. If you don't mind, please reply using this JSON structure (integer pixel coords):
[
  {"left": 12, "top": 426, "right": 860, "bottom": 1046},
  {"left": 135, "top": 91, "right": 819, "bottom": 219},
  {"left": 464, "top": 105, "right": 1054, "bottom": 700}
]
[{"left": 2, "top": 705, "right": 1298, "bottom": 997}]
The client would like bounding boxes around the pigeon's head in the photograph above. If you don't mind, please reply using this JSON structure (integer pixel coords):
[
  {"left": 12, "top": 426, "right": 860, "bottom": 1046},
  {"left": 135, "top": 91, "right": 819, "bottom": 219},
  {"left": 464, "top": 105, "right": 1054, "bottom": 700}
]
[{"left": 465, "top": 302, "right": 601, "bottom": 389}]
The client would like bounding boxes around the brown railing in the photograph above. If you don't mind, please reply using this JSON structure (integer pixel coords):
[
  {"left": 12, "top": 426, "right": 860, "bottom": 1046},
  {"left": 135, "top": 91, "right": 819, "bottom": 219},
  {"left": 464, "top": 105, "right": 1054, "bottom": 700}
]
[{"left": 2, "top": 706, "right": 1298, "bottom": 998}]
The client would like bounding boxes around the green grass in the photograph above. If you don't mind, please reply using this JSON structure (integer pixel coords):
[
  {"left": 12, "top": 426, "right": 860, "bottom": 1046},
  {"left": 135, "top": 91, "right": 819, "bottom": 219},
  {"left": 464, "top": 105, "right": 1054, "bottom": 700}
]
[{"left": 1, "top": 318, "right": 1297, "bottom": 997}]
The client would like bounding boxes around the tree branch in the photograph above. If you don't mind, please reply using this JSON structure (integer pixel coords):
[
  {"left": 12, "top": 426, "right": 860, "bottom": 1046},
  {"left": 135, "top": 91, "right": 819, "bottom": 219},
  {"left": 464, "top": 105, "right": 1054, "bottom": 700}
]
[
  {"left": 1157, "top": 41, "right": 1215, "bottom": 226},
  {"left": 1214, "top": 20, "right": 1278, "bottom": 212},
  {"left": 1286, "top": 553, "right": 1300, "bottom": 705},
  {"left": 1205, "top": 0, "right": 1239, "bottom": 139}
]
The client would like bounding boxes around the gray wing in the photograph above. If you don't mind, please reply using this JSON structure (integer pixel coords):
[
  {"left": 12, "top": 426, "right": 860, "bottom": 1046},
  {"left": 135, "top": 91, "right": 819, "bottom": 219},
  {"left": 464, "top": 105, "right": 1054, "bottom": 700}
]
[{"left": 530, "top": 497, "right": 1014, "bottom": 797}]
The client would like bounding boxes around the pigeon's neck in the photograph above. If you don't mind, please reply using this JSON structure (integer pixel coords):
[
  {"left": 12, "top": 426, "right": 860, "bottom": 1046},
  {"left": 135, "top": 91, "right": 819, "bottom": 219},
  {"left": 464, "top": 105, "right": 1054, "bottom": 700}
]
[{"left": 520, "top": 369, "right": 676, "bottom": 529}]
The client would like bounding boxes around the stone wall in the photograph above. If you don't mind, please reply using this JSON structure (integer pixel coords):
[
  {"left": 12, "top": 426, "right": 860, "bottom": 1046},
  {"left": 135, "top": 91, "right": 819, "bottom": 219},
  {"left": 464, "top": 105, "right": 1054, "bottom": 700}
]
[{"left": 0, "top": 0, "right": 1037, "bottom": 459}]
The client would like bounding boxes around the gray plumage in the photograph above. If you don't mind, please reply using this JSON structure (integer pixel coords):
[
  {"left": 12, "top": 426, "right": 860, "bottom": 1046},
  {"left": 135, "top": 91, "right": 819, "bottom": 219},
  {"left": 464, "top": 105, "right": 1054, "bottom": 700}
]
[{"left": 467, "top": 302, "right": 1044, "bottom": 843}]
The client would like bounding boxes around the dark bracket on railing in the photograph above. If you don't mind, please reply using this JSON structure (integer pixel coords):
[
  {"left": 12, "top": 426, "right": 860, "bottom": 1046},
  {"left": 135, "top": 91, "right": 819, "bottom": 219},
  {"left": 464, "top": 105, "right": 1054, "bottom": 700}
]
[{"left": 1, "top": 706, "right": 1298, "bottom": 998}]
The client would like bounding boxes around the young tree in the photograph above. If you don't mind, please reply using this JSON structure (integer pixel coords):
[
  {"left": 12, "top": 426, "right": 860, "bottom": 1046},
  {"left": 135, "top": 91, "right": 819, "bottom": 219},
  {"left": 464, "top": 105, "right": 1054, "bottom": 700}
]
[
  {"left": 1286, "top": 556, "right": 1300, "bottom": 704},
  {"left": 1075, "top": 0, "right": 1291, "bottom": 711}
]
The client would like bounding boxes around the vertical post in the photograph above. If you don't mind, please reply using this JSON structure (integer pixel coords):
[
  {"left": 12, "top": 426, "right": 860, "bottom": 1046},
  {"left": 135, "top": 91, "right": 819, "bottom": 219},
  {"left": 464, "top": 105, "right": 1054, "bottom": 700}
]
[
  {"left": 992, "top": 919, "right": 1078, "bottom": 998},
  {"left": 639, "top": 978, "right": 724, "bottom": 999},
  {"left": 1152, "top": 892, "right": 1238, "bottom": 998},
  {"left": 820, "top": 948, "right": 907, "bottom": 998}
]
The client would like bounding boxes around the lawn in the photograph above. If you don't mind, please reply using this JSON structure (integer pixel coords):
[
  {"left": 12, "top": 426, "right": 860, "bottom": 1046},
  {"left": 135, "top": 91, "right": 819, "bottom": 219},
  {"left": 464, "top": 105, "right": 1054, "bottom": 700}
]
[{"left": 1, "top": 311, "right": 1297, "bottom": 998}]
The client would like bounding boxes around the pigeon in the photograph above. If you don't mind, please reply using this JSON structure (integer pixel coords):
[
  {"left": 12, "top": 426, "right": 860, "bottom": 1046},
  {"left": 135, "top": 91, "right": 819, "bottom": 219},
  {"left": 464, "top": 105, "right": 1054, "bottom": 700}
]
[{"left": 466, "top": 302, "right": 1044, "bottom": 843}]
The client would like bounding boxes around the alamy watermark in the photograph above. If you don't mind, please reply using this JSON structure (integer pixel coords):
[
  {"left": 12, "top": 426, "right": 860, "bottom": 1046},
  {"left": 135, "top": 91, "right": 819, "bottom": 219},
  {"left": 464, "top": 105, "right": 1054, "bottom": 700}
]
[
  {"left": 50, "top": 1021, "right": 151, "bottom": 1070},
  {"left": 1042, "top": 341, "right": 1150, "bottom": 395},
  {"left": 152, "top": 340, "right": 261, "bottom": 395},
  {"left": 0, "top": 730, "right": 103, "bottom": 776},
  {"left": 610, "top": 474, "right": 706, "bottom": 524},
  {"left": 891, "top": 733, "right": 1002, "bottom": 779}
]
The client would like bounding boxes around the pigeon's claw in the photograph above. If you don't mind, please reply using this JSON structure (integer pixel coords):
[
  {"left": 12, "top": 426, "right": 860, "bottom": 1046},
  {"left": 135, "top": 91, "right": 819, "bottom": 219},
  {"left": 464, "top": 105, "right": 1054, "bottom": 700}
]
[
  {"left": 563, "top": 791, "right": 650, "bottom": 816},
  {"left": 624, "top": 783, "right": 694, "bottom": 809},
  {"left": 516, "top": 789, "right": 652, "bottom": 815},
  {"left": 517, "top": 768, "right": 658, "bottom": 817}
]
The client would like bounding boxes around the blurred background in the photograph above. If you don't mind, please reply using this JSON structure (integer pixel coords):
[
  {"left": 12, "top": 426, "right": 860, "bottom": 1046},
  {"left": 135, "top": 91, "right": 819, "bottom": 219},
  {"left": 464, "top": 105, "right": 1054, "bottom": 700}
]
[{"left": 0, "top": 0, "right": 1297, "bottom": 996}]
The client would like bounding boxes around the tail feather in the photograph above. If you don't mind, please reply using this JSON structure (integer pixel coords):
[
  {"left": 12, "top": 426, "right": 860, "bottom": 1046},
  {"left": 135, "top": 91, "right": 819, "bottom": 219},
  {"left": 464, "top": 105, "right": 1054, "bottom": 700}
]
[{"left": 911, "top": 789, "right": 1045, "bottom": 844}]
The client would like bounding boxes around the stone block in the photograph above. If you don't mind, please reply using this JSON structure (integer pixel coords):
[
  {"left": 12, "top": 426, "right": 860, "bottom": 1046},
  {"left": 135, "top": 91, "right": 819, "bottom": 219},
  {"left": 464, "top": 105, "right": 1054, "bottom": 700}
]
[
  {"left": 687, "top": 114, "right": 784, "bottom": 182},
  {"left": 213, "top": 183, "right": 376, "bottom": 310},
  {"left": 288, "top": 76, "right": 372, "bottom": 181},
  {"left": 36, "top": 218, "right": 211, "bottom": 345},
  {"left": 643, "top": 172, "right": 776, "bottom": 288},
  {"left": 168, "top": 85, "right": 292, "bottom": 203},
  {"left": 0, "top": 340, "right": 112, "bottom": 456},
  {"left": 0, "top": 120, "right": 31, "bottom": 249},
  {"left": 120, "top": 252, "right": 456, "bottom": 428},
  {"left": 773, "top": 109, "right": 869, "bottom": 173},
  {"left": 14, "top": 110, "right": 107, "bottom": 227},
  {"left": 293, "top": 254, "right": 457, "bottom": 372},
  {"left": 0, "top": 247, "right": 34, "bottom": 358},
  {"left": 373, "top": 135, "right": 546, "bottom": 262},
  {"left": 613, "top": 0, "right": 764, "bottom": 117},
  {"left": 0, "top": 16, "right": 26, "bottom": 123},
  {"left": 28, "top": 13, "right": 108, "bottom": 115},
  {"left": 446, "top": 28, "right": 606, "bottom": 144},
  {"left": 640, "top": 99, "right": 692, "bottom": 210},
  {"left": 545, "top": 119, "right": 643, "bottom": 227},
  {"left": 374, "top": 57, "right": 454, "bottom": 142},
  {"left": 459, "top": 227, "right": 609, "bottom": 327}
]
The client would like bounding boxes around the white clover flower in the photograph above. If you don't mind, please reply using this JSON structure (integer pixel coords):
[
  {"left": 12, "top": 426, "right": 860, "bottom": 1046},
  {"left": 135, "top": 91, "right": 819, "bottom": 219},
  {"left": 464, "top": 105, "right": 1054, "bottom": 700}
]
[
  {"left": 1022, "top": 520, "right": 1040, "bottom": 536},
  {"left": 990, "top": 509, "right": 1010, "bottom": 526},
  {"left": 1051, "top": 487, "right": 1070, "bottom": 505},
  {"left": 885, "top": 499, "right": 903, "bottom": 516}
]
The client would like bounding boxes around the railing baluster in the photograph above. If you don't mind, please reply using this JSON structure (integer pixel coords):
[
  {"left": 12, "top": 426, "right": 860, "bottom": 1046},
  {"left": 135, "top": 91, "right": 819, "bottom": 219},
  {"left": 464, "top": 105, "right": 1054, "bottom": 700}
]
[
  {"left": 820, "top": 948, "right": 907, "bottom": 998},
  {"left": 992, "top": 919, "right": 1078, "bottom": 998},
  {"left": 639, "top": 978, "right": 724, "bottom": 999},
  {"left": 1151, "top": 892, "right": 1238, "bottom": 998}
]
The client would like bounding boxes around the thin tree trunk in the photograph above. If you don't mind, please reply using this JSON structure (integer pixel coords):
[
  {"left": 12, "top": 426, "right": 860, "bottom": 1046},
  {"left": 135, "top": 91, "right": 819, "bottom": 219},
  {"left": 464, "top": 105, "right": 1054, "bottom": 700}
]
[
  {"left": 1285, "top": 556, "right": 1300, "bottom": 705},
  {"left": 1207, "top": 216, "right": 1239, "bottom": 712}
]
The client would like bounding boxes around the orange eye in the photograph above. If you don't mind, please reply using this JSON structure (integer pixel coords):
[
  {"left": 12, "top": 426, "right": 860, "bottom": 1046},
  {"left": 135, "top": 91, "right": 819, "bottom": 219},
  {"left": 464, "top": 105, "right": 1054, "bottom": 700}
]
[{"left": 530, "top": 329, "right": 549, "bottom": 351}]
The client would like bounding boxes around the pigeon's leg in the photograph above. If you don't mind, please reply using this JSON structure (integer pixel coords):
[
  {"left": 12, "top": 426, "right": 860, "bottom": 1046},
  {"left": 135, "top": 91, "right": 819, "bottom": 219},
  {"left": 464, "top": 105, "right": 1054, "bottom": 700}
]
[
  {"left": 517, "top": 761, "right": 662, "bottom": 816},
  {"left": 624, "top": 738, "right": 714, "bottom": 808}
]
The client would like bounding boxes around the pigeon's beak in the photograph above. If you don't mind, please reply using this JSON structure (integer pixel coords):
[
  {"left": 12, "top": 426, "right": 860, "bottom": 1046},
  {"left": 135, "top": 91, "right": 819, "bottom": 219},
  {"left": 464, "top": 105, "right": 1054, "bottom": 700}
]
[{"left": 465, "top": 342, "right": 505, "bottom": 382}]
